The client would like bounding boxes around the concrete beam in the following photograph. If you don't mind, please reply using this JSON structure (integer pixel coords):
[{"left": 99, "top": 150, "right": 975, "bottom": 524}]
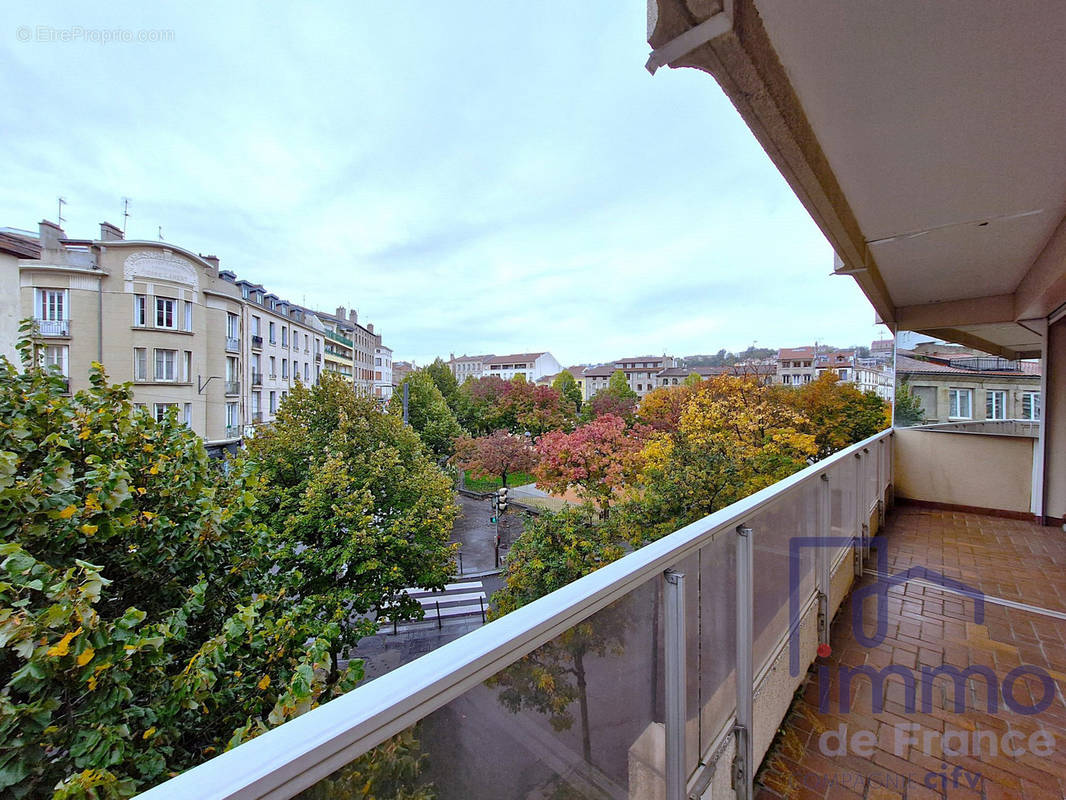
[
  {"left": 896, "top": 294, "right": 1016, "bottom": 331},
  {"left": 1015, "top": 209, "right": 1066, "bottom": 321},
  {"left": 646, "top": 0, "right": 897, "bottom": 325},
  {"left": 920, "top": 328, "right": 1023, "bottom": 361}
]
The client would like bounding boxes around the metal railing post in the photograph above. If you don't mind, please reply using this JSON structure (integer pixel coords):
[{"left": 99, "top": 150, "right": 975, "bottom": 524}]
[
  {"left": 818, "top": 474, "right": 831, "bottom": 646},
  {"left": 663, "top": 569, "right": 687, "bottom": 800},
  {"left": 733, "top": 525, "right": 754, "bottom": 800}
]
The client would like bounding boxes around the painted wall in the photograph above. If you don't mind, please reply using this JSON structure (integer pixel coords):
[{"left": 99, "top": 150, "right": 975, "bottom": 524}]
[
  {"left": 1045, "top": 320, "right": 1066, "bottom": 522},
  {"left": 893, "top": 427, "right": 1034, "bottom": 514}
]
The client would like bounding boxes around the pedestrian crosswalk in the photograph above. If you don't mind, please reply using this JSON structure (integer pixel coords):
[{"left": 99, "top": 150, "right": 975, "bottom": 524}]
[{"left": 380, "top": 580, "right": 488, "bottom": 631}]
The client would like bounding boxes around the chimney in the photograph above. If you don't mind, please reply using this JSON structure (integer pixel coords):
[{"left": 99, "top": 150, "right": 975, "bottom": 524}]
[
  {"left": 367, "top": 323, "right": 374, "bottom": 334},
  {"left": 38, "top": 219, "right": 64, "bottom": 251},
  {"left": 201, "top": 254, "right": 220, "bottom": 270},
  {"left": 99, "top": 221, "right": 124, "bottom": 241},
  {"left": 349, "top": 309, "right": 358, "bottom": 324}
]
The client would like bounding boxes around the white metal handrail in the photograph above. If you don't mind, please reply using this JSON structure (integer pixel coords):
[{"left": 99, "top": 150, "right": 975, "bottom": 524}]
[{"left": 138, "top": 429, "right": 894, "bottom": 799}]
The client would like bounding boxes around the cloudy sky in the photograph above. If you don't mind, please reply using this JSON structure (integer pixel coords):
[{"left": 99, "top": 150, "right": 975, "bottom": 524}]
[{"left": 2, "top": 1, "right": 887, "bottom": 365}]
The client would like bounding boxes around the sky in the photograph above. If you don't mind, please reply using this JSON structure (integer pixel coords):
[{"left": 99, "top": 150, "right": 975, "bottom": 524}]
[{"left": 1, "top": 1, "right": 888, "bottom": 366}]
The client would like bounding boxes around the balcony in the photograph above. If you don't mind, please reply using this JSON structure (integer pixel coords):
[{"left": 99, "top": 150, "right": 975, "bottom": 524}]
[
  {"left": 315, "top": 352, "right": 322, "bottom": 363},
  {"left": 141, "top": 432, "right": 901, "bottom": 799},
  {"left": 35, "top": 318, "right": 70, "bottom": 337},
  {"left": 224, "top": 425, "right": 240, "bottom": 439},
  {"left": 225, "top": 336, "right": 240, "bottom": 353},
  {"left": 252, "top": 411, "right": 263, "bottom": 423},
  {"left": 251, "top": 335, "right": 263, "bottom": 350},
  {"left": 224, "top": 381, "right": 240, "bottom": 396},
  {"left": 251, "top": 373, "right": 262, "bottom": 386}
]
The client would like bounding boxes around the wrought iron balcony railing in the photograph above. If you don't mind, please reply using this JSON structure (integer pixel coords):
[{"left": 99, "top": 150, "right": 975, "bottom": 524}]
[
  {"left": 251, "top": 335, "right": 263, "bottom": 349},
  {"left": 225, "top": 337, "right": 240, "bottom": 353},
  {"left": 35, "top": 318, "right": 70, "bottom": 337}
]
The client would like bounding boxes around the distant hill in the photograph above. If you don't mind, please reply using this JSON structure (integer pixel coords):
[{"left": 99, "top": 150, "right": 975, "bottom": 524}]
[{"left": 681, "top": 347, "right": 776, "bottom": 368}]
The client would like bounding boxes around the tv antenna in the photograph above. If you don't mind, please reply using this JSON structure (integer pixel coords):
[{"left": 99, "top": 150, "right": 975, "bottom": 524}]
[
  {"left": 122, "top": 197, "right": 132, "bottom": 233},
  {"left": 158, "top": 225, "right": 165, "bottom": 241},
  {"left": 57, "top": 197, "right": 67, "bottom": 227}
]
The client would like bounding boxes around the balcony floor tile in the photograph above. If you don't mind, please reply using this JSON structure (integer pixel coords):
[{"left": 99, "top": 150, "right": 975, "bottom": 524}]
[{"left": 757, "top": 506, "right": 1066, "bottom": 799}]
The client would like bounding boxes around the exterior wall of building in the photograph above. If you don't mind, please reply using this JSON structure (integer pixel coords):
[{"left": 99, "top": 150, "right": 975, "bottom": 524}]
[
  {"left": 373, "top": 344, "right": 393, "bottom": 400},
  {"left": 0, "top": 252, "right": 20, "bottom": 365},
  {"left": 901, "top": 372, "right": 1041, "bottom": 423},
  {"left": 1044, "top": 320, "right": 1066, "bottom": 522}
]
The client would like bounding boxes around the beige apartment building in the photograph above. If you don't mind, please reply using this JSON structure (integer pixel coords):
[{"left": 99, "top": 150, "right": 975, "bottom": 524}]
[
  {"left": 12, "top": 220, "right": 245, "bottom": 454},
  {"left": 447, "top": 353, "right": 494, "bottom": 383},
  {"left": 898, "top": 351, "right": 1041, "bottom": 423},
  {"left": 582, "top": 354, "right": 679, "bottom": 400}
]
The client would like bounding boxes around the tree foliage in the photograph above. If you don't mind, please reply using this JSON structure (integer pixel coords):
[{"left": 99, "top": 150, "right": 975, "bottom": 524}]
[
  {"left": 777, "top": 372, "right": 890, "bottom": 458},
  {"left": 458, "top": 377, "right": 570, "bottom": 438},
  {"left": 451, "top": 431, "right": 538, "bottom": 487},
  {"left": 534, "top": 415, "right": 649, "bottom": 514},
  {"left": 893, "top": 380, "right": 926, "bottom": 427},
  {"left": 388, "top": 371, "right": 464, "bottom": 458},
  {"left": 421, "top": 359, "right": 462, "bottom": 421},
  {"left": 551, "top": 370, "right": 582, "bottom": 413},
  {"left": 629, "top": 376, "right": 818, "bottom": 542},
  {"left": 581, "top": 370, "right": 638, "bottom": 423}
]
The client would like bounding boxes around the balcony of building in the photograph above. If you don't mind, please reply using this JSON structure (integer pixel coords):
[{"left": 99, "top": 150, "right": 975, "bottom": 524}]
[
  {"left": 251, "top": 372, "right": 262, "bottom": 387},
  {"left": 251, "top": 334, "right": 263, "bottom": 350},
  {"left": 224, "top": 380, "right": 241, "bottom": 396},
  {"left": 35, "top": 318, "right": 70, "bottom": 337},
  {"left": 225, "top": 336, "right": 241, "bottom": 354}
]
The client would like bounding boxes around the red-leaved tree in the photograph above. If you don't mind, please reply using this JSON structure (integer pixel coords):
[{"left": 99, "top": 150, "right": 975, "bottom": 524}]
[
  {"left": 533, "top": 414, "right": 650, "bottom": 515},
  {"left": 452, "top": 430, "right": 539, "bottom": 487}
]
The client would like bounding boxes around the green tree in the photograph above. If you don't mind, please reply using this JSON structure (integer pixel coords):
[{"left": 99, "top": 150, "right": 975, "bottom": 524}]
[
  {"left": 422, "top": 358, "right": 463, "bottom": 421},
  {"left": 683, "top": 372, "right": 703, "bottom": 386},
  {"left": 0, "top": 334, "right": 366, "bottom": 798},
  {"left": 244, "top": 375, "right": 458, "bottom": 643},
  {"left": 580, "top": 370, "right": 639, "bottom": 423},
  {"left": 551, "top": 370, "right": 583, "bottom": 413},
  {"left": 779, "top": 372, "right": 890, "bottom": 458},
  {"left": 490, "top": 507, "right": 626, "bottom": 763},
  {"left": 893, "top": 379, "right": 926, "bottom": 427},
  {"left": 389, "top": 371, "right": 464, "bottom": 458}
]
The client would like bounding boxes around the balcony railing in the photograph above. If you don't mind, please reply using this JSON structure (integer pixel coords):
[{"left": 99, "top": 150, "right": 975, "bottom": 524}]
[
  {"left": 251, "top": 373, "right": 262, "bottom": 386},
  {"left": 323, "top": 328, "right": 354, "bottom": 348},
  {"left": 224, "top": 381, "right": 240, "bottom": 396},
  {"left": 910, "top": 418, "right": 1039, "bottom": 437},
  {"left": 315, "top": 352, "right": 322, "bottom": 362},
  {"left": 252, "top": 411, "right": 263, "bottom": 423},
  {"left": 140, "top": 430, "right": 894, "bottom": 800},
  {"left": 251, "top": 335, "right": 263, "bottom": 349},
  {"left": 224, "top": 425, "right": 240, "bottom": 439},
  {"left": 225, "top": 336, "right": 240, "bottom": 353},
  {"left": 35, "top": 318, "right": 70, "bottom": 337}
]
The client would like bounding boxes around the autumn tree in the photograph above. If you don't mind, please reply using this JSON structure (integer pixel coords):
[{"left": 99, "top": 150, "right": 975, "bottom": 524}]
[
  {"left": 581, "top": 370, "right": 638, "bottom": 422},
  {"left": 457, "top": 376, "right": 510, "bottom": 436},
  {"left": 489, "top": 506, "right": 626, "bottom": 763},
  {"left": 389, "top": 371, "right": 464, "bottom": 457},
  {"left": 534, "top": 414, "right": 650, "bottom": 515},
  {"left": 552, "top": 370, "right": 583, "bottom": 413},
  {"left": 637, "top": 383, "right": 699, "bottom": 431},
  {"left": 452, "top": 430, "right": 538, "bottom": 487},
  {"left": 780, "top": 372, "right": 889, "bottom": 458},
  {"left": 457, "top": 376, "right": 569, "bottom": 438},
  {"left": 629, "top": 375, "right": 818, "bottom": 542}
]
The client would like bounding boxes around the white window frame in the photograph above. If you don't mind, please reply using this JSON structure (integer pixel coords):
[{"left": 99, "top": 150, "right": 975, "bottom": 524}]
[
  {"left": 183, "top": 301, "right": 193, "bottom": 331},
  {"left": 225, "top": 402, "right": 238, "bottom": 428},
  {"left": 226, "top": 313, "right": 239, "bottom": 339},
  {"left": 133, "top": 294, "right": 147, "bottom": 327},
  {"left": 153, "top": 403, "right": 175, "bottom": 423},
  {"left": 985, "top": 389, "right": 1008, "bottom": 420},
  {"left": 154, "top": 348, "right": 177, "bottom": 382},
  {"left": 134, "top": 347, "right": 148, "bottom": 381},
  {"left": 1022, "top": 391, "right": 1041, "bottom": 421},
  {"left": 42, "top": 344, "right": 68, "bottom": 376},
  {"left": 183, "top": 403, "right": 193, "bottom": 426},
  {"left": 949, "top": 388, "right": 973, "bottom": 419},
  {"left": 37, "top": 288, "right": 67, "bottom": 321},
  {"left": 183, "top": 351, "right": 192, "bottom": 383},
  {"left": 155, "top": 297, "right": 177, "bottom": 329}
]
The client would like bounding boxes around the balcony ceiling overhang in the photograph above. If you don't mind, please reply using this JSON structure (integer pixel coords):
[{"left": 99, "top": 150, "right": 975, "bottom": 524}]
[{"left": 647, "top": 0, "right": 1066, "bottom": 358}]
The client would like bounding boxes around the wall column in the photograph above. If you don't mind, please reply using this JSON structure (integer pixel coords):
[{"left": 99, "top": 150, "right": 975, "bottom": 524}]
[{"left": 1042, "top": 319, "right": 1066, "bottom": 524}]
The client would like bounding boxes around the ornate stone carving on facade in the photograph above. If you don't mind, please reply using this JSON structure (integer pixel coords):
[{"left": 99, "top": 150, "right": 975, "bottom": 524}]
[{"left": 123, "top": 249, "right": 200, "bottom": 290}]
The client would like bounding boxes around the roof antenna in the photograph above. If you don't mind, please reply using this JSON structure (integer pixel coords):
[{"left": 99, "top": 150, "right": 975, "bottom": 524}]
[
  {"left": 57, "top": 197, "right": 67, "bottom": 228},
  {"left": 122, "top": 197, "right": 132, "bottom": 234},
  {"left": 158, "top": 225, "right": 165, "bottom": 241}
]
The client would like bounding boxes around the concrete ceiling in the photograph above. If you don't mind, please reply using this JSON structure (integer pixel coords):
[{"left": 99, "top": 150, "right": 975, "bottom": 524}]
[{"left": 647, "top": 0, "right": 1066, "bottom": 357}]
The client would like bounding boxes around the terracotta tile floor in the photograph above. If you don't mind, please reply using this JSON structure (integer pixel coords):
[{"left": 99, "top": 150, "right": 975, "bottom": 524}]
[{"left": 757, "top": 506, "right": 1066, "bottom": 799}]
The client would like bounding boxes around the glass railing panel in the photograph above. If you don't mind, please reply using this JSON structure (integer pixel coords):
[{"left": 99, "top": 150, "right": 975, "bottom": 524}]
[
  {"left": 298, "top": 575, "right": 662, "bottom": 800},
  {"left": 828, "top": 456, "right": 858, "bottom": 558},
  {"left": 749, "top": 483, "right": 818, "bottom": 673}
]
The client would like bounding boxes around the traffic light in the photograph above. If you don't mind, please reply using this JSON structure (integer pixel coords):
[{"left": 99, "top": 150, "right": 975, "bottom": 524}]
[{"left": 496, "top": 486, "right": 508, "bottom": 513}]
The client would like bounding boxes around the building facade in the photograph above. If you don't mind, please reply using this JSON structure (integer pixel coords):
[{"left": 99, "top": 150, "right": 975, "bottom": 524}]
[
  {"left": 897, "top": 351, "right": 1041, "bottom": 423},
  {"left": 373, "top": 339, "right": 394, "bottom": 400},
  {"left": 447, "top": 353, "right": 494, "bottom": 383},
  {"left": 482, "top": 352, "right": 562, "bottom": 382},
  {"left": 581, "top": 355, "right": 679, "bottom": 400}
]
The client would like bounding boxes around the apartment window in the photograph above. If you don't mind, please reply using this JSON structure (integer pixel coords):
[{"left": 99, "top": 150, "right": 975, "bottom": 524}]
[
  {"left": 949, "top": 388, "right": 973, "bottom": 419},
  {"left": 183, "top": 351, "right": 192, "bottom": 383},
  {"left": 269, "top": 356, "right": 276, "bottom": 377},
  {"left": 252, "top": 354, "right": 261, "bottom": 376},
  {"left": 293, "top": 360, "right": 300, "bottom": 380},
  {"left": 226, "top": 313, "right": 239, "bottom": 339},
  {"left": 1022, "top": 391, "right": 1041, "bottom": 421},
  {"left": 304, "top": 362, "right": 309, "bottom": 381},
  {"left": 251, "top": 392, "right": 260, "bottom": 413},
  {"left": 155, "top": 297, "right": 176, "bottom": 329},
  {"left": 133, "top": 347, "right": 148, "bottom": 381},
  {"left": 225, "top": 402, "right": 238, "bottom": 429},
  {"left": 269, "top": 321, "right": 276, "bottom": 344},
  {"left": 133, "top": 294, "right": 147, "bottom": 326},
  {"left": 226, "top": 356, "right": 239, "bottom": 382},
  {"left": 251, "top": 316, "right": 261, "bottom": 336},
  {"left": 183, "top": 403, "right": 192, "bottom": 426},
  {"left": 153, "top": 403, "right": 175, "bottom": 423},
  {"left": 37, "top": 288, "right": 67, "bottom": 321},
  {"left": 282, "top": 359, "right": 289, "bottom": 379},
  {"left": 42, "top": 344, "right": 68, "bottom": 376},
  {"left": 985, "top": 390, "right": 1007, "bottom": 420},
  {"left": 154, "top": 348, "right": 177, "bottom": 381},
  {"left": 269, "top": 391, "right": 277, "bottom": 414},
  {"left": 183, "top": 301, "right": 193, "bottom": 331},
  {"left": 241, "top": 285, "right": 250, "bottom": 299},
  {"left": 281, "top": 327, "right": 288, "bottom": 347}
]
